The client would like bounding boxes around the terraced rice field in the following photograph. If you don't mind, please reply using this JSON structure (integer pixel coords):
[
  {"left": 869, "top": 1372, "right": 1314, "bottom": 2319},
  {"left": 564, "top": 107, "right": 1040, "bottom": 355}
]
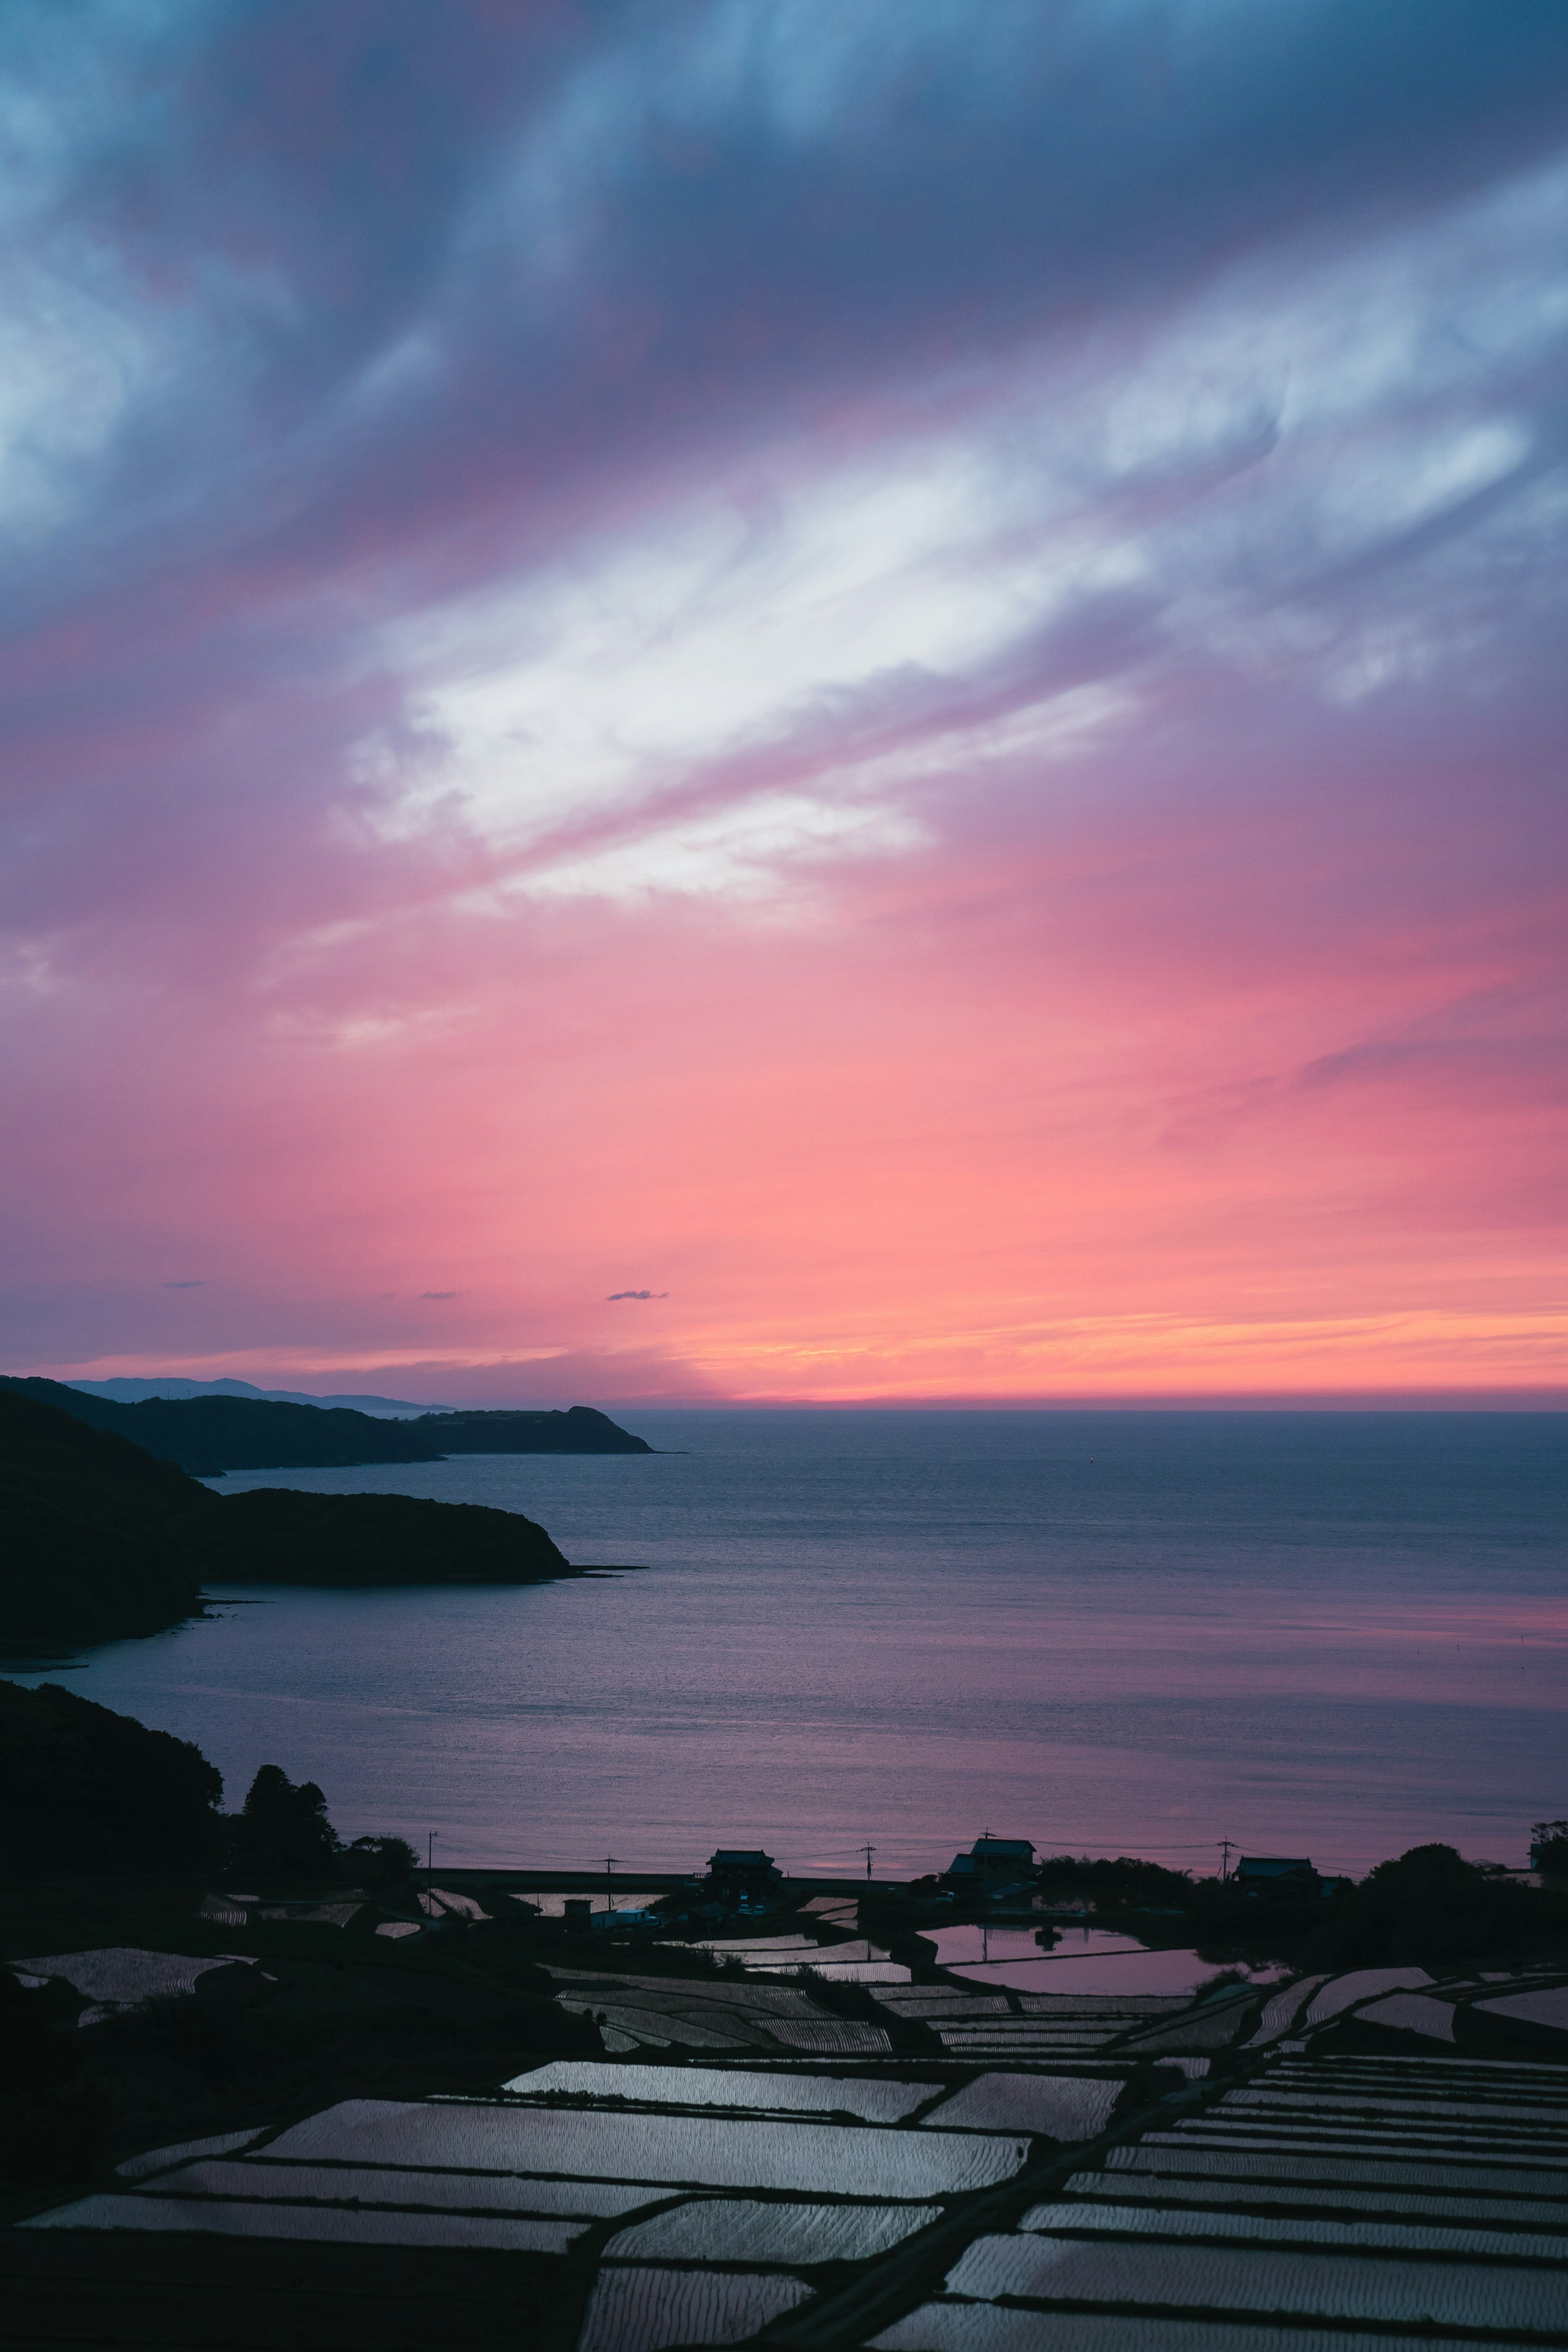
[
  {"left": 1012, "top": 1997, "right": 1192, "bottom": 2019},
  {"left": 543, "top": 1964, "right": 897, "bottom": 2054},
  {"left": 662, "top": 1934, "right": 911, "bottom": 1984},
  {"left": 25, "top": 1963, "right": 1568, "bottom": 2352},
  {"left": 770, "top": 2019, "right": 894, "bottom": 2052},
  {"left": 871, "top": 1992, "right": 1012, "bottom": 2019},
  {"left": 261, "top": 2098, "right": 1027, "bottom": 2194},
  {"left": 1243, "top": 1975, "right": 1332, "bottom": 2046},
  {"left": 869, "top": 2045, "right": 1568, "bottom": 2352},
  {"left": 1352, "top": 1990, "right": 1457, "bottom": 2037},
  {"left": 146, "top": 2160, "right": 655, "bottom": 2216},
  {"left": 873, "top": 2315, "right": 1515, "bottom": 2350},
  {"left": 940, "top": 2237, "right": 1568, "bottom": 2330},
  {"left": 24, "top": 2196, "right": 584, "bottom": 2252},
  {"left": 14, "top": 2048, "right": 1084, "bottom": 2336},
  {"left": 578, "top": 2264, "right": 811, "bottom": 2352},
  {"left": 1222, "top": 2098, "right": 1568, "bottom": 2136},
  {"left": 931, "top": 2023, "right": 1131, "bottom": 2058},
  {"left": 1301, "top": 1966, "right": 1433, "bottom": 2025},
  {"left": 1479, "top": 1984, "right": 1568, "bottom": 2031},
  {"left": 680, "top": 1935, "right": 820, "bottom": 1959},
  {"left": 114, "top": 2129, "right": 264, "bottom": 2180},
  {"left": 1121, "top": 2136, "right": 1568, "bottom": 2191},
  {"left": 1065, "top": 2165, "right": 1568, "bottom": 2229},
  {"left": 9, "top": 1948, "right": 252, "bottom": 2008},
  {"left": 502, "top": 2060, "right": 938, "bottom": 2121},
  {"left": 604, "top": 2198, "right": 941, "bottom": 2263},
  {"left": 1016, "top": 2199, "right": 1568, "bottom": 2261},
  {"left": 921, "top": 2074, "right": 1120, "bottom": 2141}
]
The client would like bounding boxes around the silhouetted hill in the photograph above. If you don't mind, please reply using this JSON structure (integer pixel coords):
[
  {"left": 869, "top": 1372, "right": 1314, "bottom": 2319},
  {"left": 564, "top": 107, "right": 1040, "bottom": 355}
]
[
  {"left": 0, "top": 1377, "right": 446, "bottom": 1476},
  {"left": 203, "top": 1487, "right": 569, "bottom": 1583},
  {"left": 0, "top": 1391, "right": 579, "bottom": 1649},
  {"left": 0, "top": 1389, "right": 215, "bottom": 1645},
  {"left": 412, "top": 1405, "right": 653, "bottom": 1454},
  {"left": 0, "top": 1378, "right": 652, "bottom": 1472},
  {"left": 0, "top": 1679, "right": 225, "bottom": 1873},
  {"left": 69, "top": 1377, "right": 420, "bottom": 1411}
]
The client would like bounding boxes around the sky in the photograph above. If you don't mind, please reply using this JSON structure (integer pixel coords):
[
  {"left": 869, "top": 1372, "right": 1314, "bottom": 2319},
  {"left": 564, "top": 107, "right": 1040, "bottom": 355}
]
[{"left": 2, "top": 0, "right": 1565, "bottom": 1407}]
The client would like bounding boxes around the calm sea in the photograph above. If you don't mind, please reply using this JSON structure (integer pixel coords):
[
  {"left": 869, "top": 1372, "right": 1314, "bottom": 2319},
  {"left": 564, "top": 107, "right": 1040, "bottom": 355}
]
[{"left": 12, "top": 1409, "right": 1566, "bottom": 1880}]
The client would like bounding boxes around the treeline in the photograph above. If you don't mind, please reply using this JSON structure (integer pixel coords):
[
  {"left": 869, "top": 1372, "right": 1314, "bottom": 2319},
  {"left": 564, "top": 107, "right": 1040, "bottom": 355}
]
[{"left": 1029, "top": 1844, "right": 1568, "bottom": 1974}]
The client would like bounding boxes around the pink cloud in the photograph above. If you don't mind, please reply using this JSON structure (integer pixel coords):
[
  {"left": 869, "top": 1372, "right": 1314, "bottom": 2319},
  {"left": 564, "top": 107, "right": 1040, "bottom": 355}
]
[{"left": 2, "top": 5, "right": 1566, "bottom": 1401}]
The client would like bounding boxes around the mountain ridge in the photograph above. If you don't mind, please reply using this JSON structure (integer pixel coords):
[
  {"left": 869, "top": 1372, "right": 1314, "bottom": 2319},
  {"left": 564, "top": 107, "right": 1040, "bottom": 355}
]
[
  {"left": 0, "top": 1389, "right": 577, "bottom": 1649},
  {"left": 0, "top": 1378, "right": 652, "bottom": 1476}
]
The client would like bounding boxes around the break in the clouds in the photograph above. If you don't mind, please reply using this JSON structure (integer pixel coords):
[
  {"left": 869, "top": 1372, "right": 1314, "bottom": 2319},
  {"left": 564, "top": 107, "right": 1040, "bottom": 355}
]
[{"left": 1, "top": 2, "right": 1564, "bottom": 1400}]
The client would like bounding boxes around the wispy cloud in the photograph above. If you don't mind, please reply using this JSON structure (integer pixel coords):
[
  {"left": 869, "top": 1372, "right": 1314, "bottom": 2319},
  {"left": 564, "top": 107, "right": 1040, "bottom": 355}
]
[{"left": 0, "top": 4, "right": 1564, "bottom": 1395}]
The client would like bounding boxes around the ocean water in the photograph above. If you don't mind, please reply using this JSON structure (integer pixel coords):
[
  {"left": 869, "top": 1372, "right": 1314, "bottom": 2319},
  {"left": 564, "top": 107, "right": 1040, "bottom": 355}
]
[{"left": 12, "top": 1409, "right": 1566, "bottom": 1879}]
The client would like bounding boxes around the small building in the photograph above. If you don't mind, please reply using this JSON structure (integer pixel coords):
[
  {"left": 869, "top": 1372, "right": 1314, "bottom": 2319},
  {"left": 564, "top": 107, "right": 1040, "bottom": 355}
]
[
  {"left": 945, "top": 1836, "right": 1037, "bottom": 1888},
  {"left": 705, "top": 1848, "right": 783, "bottom": 1900},
  {"left": 1235, "top": 1855, "right": 1321, "bottom": 1897}
]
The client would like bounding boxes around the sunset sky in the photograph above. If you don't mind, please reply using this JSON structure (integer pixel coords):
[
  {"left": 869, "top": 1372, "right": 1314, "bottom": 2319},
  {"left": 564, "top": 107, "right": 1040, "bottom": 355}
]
[{"left": 2, "top": 2, "right": 1565, "bottom": 1405}]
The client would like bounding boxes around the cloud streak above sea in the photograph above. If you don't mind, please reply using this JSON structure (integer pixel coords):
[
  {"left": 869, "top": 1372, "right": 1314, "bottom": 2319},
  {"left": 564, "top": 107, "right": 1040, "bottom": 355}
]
[{"left": 1, "top": 1, "right": 1565, "bottom": 1400}]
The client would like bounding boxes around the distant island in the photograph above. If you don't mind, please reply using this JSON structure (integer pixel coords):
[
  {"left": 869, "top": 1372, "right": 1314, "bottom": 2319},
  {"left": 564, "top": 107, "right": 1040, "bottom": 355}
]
[
  {"left": 0, "top": 1388, "right": 582, "bottom": 1652},
  {"left": 407, "top": 1408, "right": 654, "bottom": 1457},
  {"left": 67, "top": 1375, "right": 423, "bottom": 1412},
  {"left": 0, "top": 1376, "right": 652, "bottom": 1476}
]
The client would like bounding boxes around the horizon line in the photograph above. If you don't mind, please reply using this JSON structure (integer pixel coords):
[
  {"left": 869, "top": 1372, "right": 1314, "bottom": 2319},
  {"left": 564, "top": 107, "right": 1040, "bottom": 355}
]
[{"left": 15, "top": 1370, "right": 1567, "bottom": 1413}]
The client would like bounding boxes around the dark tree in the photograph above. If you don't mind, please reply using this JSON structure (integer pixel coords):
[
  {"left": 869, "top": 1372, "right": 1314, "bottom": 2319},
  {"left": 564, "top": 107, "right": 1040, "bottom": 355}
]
[
  {"left": 232, "top": 1764, "right": 341, "bottom": 1879},
  {"left": 1303, "top": 1842, "right": 1542, "bottom": 1969},
  {"left": 1531, "top": 1818, "right": 1568, "bottom": 1875},
  {"left": 345, "top": 1833, "right": 419, "bottom": 1888}
]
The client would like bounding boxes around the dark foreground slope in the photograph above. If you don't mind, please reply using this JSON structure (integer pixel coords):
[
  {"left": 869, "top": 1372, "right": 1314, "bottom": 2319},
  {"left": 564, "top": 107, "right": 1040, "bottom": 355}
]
[
  {"left": 0, "top": 1391, "right": 210, "bottom": 1645},
  {"left": 0, "top": 1377, "right": 651, "bottom": 1471},
  {"left": 0, "top": 1679, "right": 224, "bottom": 1874},
  {"left": 0, "top": 1393, "right": 575, "bottom": 1649}
]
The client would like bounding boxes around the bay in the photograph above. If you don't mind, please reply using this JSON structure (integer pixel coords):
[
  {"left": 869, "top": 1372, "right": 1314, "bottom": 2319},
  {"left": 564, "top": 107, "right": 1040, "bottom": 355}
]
[{"left": 11, "top": 1409, "right": 1566, "bottom": 1878}]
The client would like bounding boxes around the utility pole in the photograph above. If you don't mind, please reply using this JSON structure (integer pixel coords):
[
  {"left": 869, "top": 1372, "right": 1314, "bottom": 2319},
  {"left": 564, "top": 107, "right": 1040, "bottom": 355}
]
[
  {"left": 604, "top": 1856, "right": 622, "bottom": 1915},
  {"left": 1218, "top": 1838, "right": 1235, "bottom": 1883},
  {"left": 860, "top": 1843, "right": 876, "bottom": 1882},
  {"left": 427, "top": 1831, "right": 437, "bottom": 1875}
]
